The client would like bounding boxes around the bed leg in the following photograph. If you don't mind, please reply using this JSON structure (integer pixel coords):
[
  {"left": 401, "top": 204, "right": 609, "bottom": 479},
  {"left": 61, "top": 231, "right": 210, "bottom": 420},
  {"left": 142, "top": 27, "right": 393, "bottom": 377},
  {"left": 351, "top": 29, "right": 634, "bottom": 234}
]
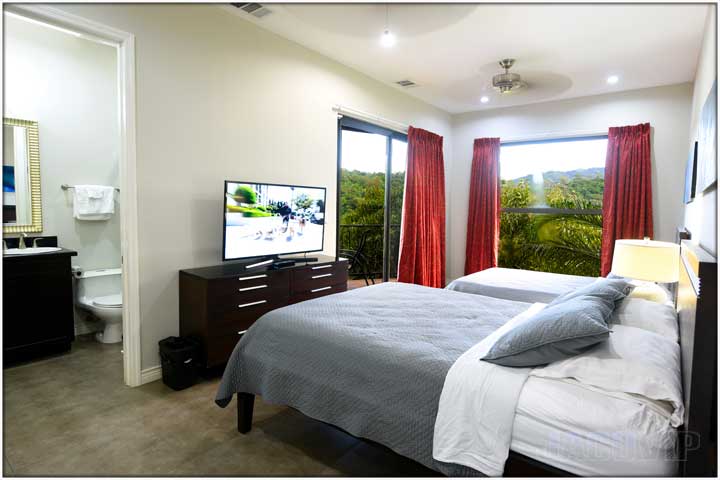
[{"left": 237, "top": 392, "right": 254, "bottom": 433}]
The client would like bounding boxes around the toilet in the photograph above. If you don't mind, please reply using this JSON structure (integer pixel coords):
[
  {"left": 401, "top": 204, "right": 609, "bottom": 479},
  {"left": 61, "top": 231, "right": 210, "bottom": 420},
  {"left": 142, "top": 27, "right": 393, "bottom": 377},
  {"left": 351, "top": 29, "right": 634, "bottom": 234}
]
[{"left": 73, "top": 267, "right": 123, "bottom": 344}]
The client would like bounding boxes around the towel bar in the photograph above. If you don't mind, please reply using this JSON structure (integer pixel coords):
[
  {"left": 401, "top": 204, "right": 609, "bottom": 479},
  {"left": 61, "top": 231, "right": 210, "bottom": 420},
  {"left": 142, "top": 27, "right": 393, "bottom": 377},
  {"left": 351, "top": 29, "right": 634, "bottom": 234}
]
[{"left": 61, "top": 184, "right": 120, "bottom": 192}]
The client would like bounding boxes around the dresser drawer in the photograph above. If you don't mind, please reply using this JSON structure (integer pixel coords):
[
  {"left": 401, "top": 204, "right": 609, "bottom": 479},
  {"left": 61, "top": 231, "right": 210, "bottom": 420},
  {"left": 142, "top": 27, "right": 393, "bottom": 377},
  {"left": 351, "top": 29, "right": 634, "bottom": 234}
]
[
  {"left": 290, "top": 282, "right": 347, "bottom": 304},
  {"left": 209, "top": 270, "right": 290, "bottom": 299},
  {"left": 209, "top": 283, "right": 289, "bottom": 313},
  {"left": 208, "top": 296, "right": 288, "bottom": 337},
  {"left": 292, "top": 263, "right": 348, "bottom": 294},
  {"left": 206, "top": 332, "right": 244, "bottom": 367}
]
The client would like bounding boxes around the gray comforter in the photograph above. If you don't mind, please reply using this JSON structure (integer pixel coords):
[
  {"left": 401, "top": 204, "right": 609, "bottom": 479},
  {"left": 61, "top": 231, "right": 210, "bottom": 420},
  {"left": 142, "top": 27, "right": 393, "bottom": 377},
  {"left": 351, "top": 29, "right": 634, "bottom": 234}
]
[{"left": 215, "top": 282, "right": 529, "bottom": 474}]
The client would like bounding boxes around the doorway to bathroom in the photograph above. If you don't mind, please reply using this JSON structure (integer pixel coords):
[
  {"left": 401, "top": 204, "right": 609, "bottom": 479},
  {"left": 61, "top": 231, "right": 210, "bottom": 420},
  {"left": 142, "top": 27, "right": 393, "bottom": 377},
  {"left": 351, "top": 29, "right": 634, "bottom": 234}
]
[{"left": 3, "top": 5, "right": 141, "bottom": 386}]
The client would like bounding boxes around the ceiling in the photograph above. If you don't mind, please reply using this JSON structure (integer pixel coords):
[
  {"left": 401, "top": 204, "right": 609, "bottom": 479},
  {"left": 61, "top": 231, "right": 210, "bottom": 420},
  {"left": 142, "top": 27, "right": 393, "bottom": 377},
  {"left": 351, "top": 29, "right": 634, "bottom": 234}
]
[{"left": 223, "top": 3, "right": 709, "bottom": 114}]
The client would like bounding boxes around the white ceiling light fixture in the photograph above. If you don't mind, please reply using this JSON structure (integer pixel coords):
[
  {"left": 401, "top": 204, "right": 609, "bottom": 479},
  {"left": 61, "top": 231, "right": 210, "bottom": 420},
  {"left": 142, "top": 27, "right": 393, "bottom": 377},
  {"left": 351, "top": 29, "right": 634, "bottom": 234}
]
[
  {"left": 480, "top": 96, "right": 490, "bottom": 103},
  {"left": 380, "top": 4, "right": 396, "bottom": 48},
  {"left": 607, "top": 75, "right": 620, "bottom": 85},
  {"left": 492, "top": 58, "right": 527, "bottom": 94}
]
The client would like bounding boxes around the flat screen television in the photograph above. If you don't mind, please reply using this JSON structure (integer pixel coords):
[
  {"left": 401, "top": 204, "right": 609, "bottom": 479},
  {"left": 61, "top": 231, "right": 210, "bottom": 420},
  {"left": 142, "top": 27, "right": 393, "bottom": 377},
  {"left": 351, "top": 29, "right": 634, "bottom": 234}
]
[{"left": 223, "top": 181, "right": 326, "bottom": 261}]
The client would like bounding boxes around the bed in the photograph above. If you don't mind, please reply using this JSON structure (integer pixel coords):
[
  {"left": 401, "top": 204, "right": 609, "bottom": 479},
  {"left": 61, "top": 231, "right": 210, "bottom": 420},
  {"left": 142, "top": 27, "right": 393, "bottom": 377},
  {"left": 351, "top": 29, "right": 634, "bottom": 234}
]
[
  {"left": 215, "top": 240, "right": 716, "bottom": 477},
  {"left": 445, "top": 267, "right": 595, "bottom": 303}
]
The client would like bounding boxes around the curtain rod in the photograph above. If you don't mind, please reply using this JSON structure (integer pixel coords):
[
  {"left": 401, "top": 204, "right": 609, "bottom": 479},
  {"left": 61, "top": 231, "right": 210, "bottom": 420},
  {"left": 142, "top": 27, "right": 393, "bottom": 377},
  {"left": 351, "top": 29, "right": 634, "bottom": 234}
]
[{"left": 332, "top": 105, "right": 409, "bottom": 134}]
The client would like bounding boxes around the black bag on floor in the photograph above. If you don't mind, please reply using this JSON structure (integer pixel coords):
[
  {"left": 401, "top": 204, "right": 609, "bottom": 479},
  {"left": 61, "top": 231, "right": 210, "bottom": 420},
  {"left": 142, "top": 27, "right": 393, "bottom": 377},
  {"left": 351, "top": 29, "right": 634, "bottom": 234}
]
[{"left": 159, "top": 336, "right": 201, "bottom": 391}]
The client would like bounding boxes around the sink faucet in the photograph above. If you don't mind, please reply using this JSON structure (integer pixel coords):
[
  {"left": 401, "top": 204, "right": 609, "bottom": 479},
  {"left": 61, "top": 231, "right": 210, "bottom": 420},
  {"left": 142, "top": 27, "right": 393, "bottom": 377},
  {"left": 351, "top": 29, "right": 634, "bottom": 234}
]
[
  {"left": 32, "top": 237, "right": 43, "bottom": 248},
  {"left": 19, "top": 233, "right": 28, "bottom": 250},
  {"left": 2, "top": 240, "right": 6, "bottom": 252}
]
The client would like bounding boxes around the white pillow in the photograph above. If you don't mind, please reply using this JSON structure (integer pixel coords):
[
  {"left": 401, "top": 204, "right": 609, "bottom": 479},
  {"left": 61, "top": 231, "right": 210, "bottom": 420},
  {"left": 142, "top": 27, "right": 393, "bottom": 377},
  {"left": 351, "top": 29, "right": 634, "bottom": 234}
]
[
  {"left": 610, "top": 297, "right": 678, "bottom": 342},
  {"left": 627, "top": 281, "right": 672, "bottom": 304},
  {"left": 531, "top": 324, "right": 683, "bottom": 427}
]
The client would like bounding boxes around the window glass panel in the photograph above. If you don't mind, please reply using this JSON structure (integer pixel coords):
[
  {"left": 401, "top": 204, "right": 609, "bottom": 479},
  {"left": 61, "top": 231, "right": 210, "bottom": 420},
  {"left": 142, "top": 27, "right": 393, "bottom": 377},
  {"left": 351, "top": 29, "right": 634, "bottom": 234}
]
[
  {"left": 500, "top": 138, "right": 607, "bottom": 210},
  {"left": 498, "top": 137, "right": 606, "bottom": 276},
  {"left": 339, "top": 129, "right": 387, "bottom": 279},
  {"left": 499, "top": 212, "right": 602, "bottom": 276}
]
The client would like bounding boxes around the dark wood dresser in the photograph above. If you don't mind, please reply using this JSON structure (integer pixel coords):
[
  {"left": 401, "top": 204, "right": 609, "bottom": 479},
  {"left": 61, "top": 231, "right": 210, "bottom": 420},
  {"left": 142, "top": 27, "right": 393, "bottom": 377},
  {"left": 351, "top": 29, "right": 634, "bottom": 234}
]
[
  {"left": 179, "top": 255, "right": 348, "bottom": 368},
  {"left": 3, "top": 244, "right": 77, "bottom": 365}
]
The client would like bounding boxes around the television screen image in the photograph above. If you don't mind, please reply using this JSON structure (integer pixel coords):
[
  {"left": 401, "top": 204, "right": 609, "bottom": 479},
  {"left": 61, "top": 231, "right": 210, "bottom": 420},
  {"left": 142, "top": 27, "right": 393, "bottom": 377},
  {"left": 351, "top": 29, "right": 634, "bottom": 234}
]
[{"left": 224, "top": 181, "right": 326, "bottom": 261}]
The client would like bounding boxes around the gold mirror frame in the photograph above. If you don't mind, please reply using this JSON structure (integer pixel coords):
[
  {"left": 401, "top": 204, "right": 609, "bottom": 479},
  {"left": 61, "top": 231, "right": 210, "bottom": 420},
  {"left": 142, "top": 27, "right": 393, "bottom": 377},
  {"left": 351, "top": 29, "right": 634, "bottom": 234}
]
[{"left": 3, "top": 118, "right": 42, "bottom": 233}]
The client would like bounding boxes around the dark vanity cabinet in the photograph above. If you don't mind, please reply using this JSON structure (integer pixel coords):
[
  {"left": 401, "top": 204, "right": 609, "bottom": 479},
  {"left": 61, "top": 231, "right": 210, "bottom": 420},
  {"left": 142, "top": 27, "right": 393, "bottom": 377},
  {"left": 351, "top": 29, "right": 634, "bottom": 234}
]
[{"left": 3, "top": 248, "right": 77, "bottom": 364}]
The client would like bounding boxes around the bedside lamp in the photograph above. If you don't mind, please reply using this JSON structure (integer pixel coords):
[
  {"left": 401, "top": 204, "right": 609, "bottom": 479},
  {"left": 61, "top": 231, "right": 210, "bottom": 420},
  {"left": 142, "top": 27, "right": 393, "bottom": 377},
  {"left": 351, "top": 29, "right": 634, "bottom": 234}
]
[{"left": 611, "top": 238, "right": 680, "bottom": 303}]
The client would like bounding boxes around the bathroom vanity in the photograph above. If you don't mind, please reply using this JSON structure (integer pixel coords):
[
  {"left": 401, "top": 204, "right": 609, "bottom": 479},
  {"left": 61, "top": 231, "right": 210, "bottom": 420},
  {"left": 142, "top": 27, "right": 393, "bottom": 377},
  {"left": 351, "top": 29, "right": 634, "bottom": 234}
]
[{"left": 3, "top": 238, "right": 77, "bottom": 364}]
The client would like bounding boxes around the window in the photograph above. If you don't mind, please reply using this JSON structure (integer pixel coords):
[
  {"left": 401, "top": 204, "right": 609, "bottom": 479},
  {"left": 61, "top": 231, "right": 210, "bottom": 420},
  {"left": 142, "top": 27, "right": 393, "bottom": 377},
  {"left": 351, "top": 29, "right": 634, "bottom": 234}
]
[
  {"left": 499, "top": 136, "right": 607, "bottom": 276},
  {"left": 337, "top": 117, "right": 407, "bottom": 284}
]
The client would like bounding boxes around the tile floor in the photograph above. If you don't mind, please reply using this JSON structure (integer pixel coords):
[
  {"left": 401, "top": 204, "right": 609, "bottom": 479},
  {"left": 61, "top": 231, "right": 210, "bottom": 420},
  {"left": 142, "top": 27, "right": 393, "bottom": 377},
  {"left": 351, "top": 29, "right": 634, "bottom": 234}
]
[{"left": 3, "top": 335, "right": 436, "bottom": 476}]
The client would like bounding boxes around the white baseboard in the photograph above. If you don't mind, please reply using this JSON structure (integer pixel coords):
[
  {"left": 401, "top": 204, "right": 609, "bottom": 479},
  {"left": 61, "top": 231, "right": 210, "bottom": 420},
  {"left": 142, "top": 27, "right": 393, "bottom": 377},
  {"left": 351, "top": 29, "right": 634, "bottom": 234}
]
[{"left": 140, "top": 365, "right": 162, "bottom": 385}]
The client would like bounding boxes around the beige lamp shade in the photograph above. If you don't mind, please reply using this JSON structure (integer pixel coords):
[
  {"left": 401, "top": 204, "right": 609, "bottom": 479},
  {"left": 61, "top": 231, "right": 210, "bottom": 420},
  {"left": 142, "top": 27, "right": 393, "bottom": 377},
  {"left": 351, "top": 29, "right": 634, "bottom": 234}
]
[{"left": 611, "top": 238, "right": 680, "bottom": 283}]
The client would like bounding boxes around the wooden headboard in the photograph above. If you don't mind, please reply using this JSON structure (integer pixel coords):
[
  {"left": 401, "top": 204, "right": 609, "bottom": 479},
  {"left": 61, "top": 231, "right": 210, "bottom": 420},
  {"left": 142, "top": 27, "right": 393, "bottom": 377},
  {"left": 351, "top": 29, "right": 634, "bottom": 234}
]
[{"left": 677, "top": 239, "right": 717, "bottom": 476}]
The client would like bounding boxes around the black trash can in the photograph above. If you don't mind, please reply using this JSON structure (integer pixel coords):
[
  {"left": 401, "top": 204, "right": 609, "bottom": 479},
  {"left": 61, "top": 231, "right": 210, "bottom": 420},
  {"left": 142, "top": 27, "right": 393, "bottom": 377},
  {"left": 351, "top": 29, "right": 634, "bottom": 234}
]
[{"left": 159, "top": 336, "right": 200, "bottom": 391}]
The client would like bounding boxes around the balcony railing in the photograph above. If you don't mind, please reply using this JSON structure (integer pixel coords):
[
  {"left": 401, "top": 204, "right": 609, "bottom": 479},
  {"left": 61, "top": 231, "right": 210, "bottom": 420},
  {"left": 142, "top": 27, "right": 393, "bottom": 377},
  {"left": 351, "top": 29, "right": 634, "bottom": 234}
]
[{"left": 338, "top": 223, "right": 401, "bottom": 280}]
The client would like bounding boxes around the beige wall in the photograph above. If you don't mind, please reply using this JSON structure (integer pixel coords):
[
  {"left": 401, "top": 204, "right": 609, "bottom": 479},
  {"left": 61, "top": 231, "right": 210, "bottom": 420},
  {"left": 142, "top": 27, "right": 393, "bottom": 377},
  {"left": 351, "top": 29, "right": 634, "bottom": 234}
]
[
  {"left": 4, "top": 15, "right": 120, "bottom": 334},
  {"left": 685, "top": 5, "right": 717, "bottom": 256},
  {"left": 52, "top": 4, "right": 452, "bottom": 370},
  {"left": 448, "top": 84, "right": 693, "bottom": 280}
]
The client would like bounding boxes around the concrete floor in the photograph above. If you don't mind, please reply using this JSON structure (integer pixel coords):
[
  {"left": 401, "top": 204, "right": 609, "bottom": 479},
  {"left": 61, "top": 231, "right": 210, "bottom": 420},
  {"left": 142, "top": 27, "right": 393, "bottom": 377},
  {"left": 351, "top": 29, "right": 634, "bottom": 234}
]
[{"left": 3, "top": 335, "right": 436, "bottom": 476}]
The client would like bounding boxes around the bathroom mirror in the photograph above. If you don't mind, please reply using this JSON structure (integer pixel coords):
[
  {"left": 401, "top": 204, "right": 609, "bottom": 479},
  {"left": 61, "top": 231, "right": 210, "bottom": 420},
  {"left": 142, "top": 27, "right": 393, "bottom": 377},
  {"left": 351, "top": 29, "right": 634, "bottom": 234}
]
[{"left": 3, "top": 118, "right": 42, "bottom": 233}]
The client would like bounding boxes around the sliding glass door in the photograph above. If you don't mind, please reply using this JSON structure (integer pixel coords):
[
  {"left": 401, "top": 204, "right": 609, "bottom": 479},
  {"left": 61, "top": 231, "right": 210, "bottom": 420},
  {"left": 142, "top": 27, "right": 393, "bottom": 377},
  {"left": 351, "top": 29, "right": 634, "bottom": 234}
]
[{"left": 337, "top": 117, "right": 407, "bottom": 284}]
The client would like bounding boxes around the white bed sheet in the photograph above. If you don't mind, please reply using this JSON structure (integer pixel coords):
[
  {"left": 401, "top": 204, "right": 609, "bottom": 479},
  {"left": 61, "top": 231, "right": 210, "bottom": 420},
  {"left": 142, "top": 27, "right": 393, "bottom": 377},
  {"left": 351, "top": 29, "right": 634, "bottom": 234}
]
[
  {"left": 446, "top": 267, "right": 595, "bottom": 303},
  {"left": 511, "top": 377, "right": 679, "bottom": 476}
]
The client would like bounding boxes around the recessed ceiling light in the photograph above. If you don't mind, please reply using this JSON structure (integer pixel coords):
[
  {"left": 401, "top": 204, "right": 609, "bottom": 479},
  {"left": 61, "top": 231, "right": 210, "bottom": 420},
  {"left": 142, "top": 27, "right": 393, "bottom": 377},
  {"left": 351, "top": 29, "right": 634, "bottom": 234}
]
[
  {"left": 380, "top": 29, "right": 396, "bottom": 48},
  {"left": 480, "top": 96, "right": 490, "bottom": 104},
  {"left": 607, "top": 75, "right": 619, "bottom": 85}
]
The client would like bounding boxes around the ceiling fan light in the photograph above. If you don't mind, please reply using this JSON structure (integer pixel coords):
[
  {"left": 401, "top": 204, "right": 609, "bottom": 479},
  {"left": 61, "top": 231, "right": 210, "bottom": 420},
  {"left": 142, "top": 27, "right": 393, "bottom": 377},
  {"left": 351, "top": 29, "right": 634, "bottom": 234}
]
[{"left": 491, "top": 59, "right": 527, "bottom": 94}]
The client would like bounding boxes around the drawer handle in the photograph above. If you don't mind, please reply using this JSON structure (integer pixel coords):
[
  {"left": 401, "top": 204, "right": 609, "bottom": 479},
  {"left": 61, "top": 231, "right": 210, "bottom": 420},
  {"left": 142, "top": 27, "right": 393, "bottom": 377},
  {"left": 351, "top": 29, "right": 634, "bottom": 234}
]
[
  {"left": 311, "top": 265, "right": 333, "bottom": 270},
  {"left": 312, "top": 273, "right": 333, "bottom": 279},
  {"left": 238, "top": 329, "right": 248, "bottom": 335},
  {"left": 238, "top": 300, "right": 267, "bottom": 309},
  {"left": 311, "top": 286, "right": 332, "bottom": 293},
  {"left": 239, "top": 274, "right": 267, "bottom": 281},
  {"left": 238, "top": 284, "right": 268, "bottom": 292}
]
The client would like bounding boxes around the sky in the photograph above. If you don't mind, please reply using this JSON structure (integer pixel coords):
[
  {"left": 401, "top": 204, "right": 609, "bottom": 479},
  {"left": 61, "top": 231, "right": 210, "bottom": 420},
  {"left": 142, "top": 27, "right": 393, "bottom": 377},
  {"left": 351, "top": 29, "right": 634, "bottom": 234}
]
[
  {"left": 500, "top": 138, "right": 608, "bottom": 181},
  {"left": 340, "top": 130, "right": 407, "bottom": 173},
  {"left": 339, "top": 130, "right": 606, "bottom": 180}
]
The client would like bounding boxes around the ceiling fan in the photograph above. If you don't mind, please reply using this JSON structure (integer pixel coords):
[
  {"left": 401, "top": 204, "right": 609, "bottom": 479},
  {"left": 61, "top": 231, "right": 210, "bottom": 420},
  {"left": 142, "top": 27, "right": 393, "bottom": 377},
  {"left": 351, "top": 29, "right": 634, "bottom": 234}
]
[{"left": 492, "top": 59, "right": 528, "bottom": 94}]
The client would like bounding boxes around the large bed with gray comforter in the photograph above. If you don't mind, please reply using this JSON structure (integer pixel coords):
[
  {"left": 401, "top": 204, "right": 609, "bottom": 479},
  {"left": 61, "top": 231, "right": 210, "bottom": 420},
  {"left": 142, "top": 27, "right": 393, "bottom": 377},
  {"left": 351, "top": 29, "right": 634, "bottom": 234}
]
[{"left": 215, "top": 282, "right": 530, "bottom": 475}]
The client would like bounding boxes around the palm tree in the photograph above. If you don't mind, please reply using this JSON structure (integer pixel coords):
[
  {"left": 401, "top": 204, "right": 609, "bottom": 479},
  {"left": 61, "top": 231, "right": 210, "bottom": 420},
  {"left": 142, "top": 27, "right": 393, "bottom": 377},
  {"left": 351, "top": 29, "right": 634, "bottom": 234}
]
[
  {"left": 528, "top": 213, "right": 601, "bottom": 276},
  {"left": 499, "top": 180, "right": 603, "bottom": 276}
]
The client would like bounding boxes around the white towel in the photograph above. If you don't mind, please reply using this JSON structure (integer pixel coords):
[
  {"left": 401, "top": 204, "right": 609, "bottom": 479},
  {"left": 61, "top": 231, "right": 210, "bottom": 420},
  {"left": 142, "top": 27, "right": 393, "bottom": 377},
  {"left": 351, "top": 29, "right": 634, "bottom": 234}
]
[
  {"left": 433, "top": 303, "right": 546, "bottom": 476},
  {"left": 73, "top": 185, "right": 115, "bottom": 220}
]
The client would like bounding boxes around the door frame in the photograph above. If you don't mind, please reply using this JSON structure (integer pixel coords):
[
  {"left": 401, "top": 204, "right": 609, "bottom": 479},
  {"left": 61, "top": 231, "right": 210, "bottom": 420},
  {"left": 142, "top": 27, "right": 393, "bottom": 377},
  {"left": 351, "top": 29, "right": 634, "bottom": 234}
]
[
  {"left": 5, "top": 5, "right": 143, "bottom": 387},
  {"left": 336, "top": 116, "right": 407, "bottom": 282}
]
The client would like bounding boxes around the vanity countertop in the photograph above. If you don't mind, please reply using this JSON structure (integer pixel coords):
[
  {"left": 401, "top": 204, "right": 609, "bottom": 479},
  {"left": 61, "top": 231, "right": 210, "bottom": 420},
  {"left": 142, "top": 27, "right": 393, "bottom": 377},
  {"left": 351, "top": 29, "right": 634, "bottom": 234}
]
[{"left": 3, "top": 247, "right": 77, "bottom": 259}]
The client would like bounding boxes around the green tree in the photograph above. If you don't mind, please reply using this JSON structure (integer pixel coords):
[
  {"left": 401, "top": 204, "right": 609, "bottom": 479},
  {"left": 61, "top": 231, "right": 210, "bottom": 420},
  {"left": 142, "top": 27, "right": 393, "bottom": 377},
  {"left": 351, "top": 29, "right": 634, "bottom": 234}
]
[
  {"left": 233, "top": 185, "right": 257, "bottom": 204},
  {"left": 294, "top": 193, "right": 313, "bottom": 210},
  {"left": 498, "top": 177, "right": 603, "bottom": 276}
]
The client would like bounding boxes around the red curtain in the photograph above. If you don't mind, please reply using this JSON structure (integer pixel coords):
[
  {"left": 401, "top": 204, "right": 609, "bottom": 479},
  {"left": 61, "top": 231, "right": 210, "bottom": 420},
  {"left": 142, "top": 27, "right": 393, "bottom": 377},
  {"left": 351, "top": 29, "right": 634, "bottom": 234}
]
[
  {"left": 465, "top": 138, "right": 501, "bottom": 275},
  {"left": 600, "top": 123, "right": 654, "bottom": 276},
  {"left": 398, "top": 126, "right": 446, "bottom": 288}
]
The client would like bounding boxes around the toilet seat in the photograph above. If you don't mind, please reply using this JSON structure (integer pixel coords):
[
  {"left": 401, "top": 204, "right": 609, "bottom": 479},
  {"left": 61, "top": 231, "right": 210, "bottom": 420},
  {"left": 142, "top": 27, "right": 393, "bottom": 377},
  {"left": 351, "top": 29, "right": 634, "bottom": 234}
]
[{"left": 92, "top": 294, "right": 123, "bottom": 308}]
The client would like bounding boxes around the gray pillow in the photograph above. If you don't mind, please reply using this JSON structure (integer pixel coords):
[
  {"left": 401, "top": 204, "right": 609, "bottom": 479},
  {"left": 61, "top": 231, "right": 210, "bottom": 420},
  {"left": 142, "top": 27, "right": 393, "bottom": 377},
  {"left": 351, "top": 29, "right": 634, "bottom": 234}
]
[
  {"left": 548, "top": 277, "right": 634, "bottom": 308},
  {"left": 481, "top": 296, "right": 612, "bottom": 367}
]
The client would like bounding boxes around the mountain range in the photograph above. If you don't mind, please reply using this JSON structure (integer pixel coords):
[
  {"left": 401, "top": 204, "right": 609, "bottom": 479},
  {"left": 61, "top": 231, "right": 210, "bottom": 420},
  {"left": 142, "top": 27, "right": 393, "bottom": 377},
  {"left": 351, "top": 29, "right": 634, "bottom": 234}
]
[{"left": 506, "top": 167, "right": 604, "bottom": 183}]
